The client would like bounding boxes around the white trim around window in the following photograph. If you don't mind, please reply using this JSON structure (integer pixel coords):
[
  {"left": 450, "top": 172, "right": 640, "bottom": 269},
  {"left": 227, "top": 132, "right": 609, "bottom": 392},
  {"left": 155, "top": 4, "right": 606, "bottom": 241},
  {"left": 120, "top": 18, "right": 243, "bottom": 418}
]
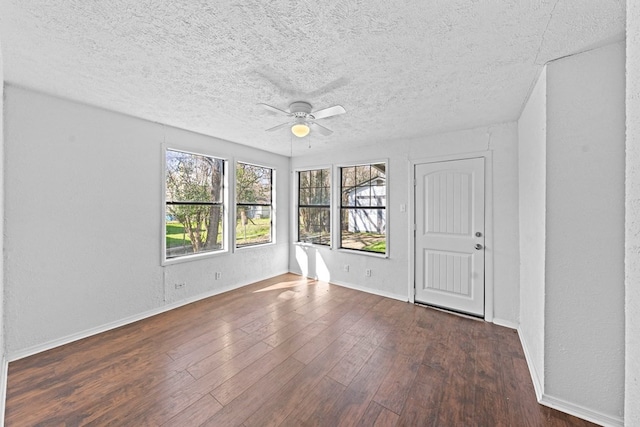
[
  {"left": 335, "top": 159, "right": 389, "bottom": 258},
  {"left": 295, "top": 166, "right": 333, "bottom": 247},
  {"left": 161, "top": 144, "right": 230, "bottom": 266},
  {"left": 234, "top": 160, "right": 276, "bottom": 250}
]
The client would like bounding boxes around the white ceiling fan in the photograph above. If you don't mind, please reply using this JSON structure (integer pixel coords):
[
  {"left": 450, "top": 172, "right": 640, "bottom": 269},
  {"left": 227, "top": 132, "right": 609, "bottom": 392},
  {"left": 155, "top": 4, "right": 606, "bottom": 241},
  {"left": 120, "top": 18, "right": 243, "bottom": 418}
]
[{"left": 260, "top": 101, "right": 346, "bottom": 138}]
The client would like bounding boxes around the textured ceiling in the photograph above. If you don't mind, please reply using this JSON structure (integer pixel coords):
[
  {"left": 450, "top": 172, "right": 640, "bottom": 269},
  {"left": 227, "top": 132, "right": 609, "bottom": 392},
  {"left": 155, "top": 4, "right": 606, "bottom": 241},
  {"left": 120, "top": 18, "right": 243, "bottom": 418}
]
[{"left": 0, "top": 0, "right": 626, "bottom": 156}]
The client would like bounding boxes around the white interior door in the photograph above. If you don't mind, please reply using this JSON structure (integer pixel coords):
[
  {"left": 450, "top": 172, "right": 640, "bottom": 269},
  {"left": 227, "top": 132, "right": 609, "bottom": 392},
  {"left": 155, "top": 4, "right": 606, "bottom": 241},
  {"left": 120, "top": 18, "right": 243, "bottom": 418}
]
[{"left": 414, "top": 157, "right": 485, "bottom": 316}]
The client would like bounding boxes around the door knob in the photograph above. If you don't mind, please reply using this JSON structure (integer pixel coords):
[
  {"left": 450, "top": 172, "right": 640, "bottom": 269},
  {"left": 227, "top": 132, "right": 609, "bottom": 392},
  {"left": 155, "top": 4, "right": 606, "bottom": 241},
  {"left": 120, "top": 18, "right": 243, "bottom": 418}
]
[{"left": 475, "top": 244, "right": 483, "bottom": 250}]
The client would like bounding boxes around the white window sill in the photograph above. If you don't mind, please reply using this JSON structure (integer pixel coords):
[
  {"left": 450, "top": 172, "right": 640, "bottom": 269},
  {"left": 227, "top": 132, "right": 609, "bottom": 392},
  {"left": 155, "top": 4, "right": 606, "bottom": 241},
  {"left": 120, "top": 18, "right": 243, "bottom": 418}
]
[
  {"left": 162, "top": 249, "right": 228, "bottom": 266},
  {"left": 337, "top": 248, "right": 389, "bottom": 259},
  {"left": 235, "top": 241, "right": 276, "bottom": 251}
]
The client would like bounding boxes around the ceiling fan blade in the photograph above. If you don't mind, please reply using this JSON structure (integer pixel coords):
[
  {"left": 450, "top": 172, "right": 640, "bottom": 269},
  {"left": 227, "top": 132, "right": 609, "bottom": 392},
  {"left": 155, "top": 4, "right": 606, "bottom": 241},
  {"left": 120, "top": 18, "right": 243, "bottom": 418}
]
[
  {"left": 312, "top": 105, "right": 346, "bottom": 120},
  {"left": 265, "top": 122, "right": 292, "bottom": 132},
  {"left": 259, "top": 103, "right": 291, "bottom": 116},
  {"left": 309, "top": 121, "right": 333, "bottom": 136}
]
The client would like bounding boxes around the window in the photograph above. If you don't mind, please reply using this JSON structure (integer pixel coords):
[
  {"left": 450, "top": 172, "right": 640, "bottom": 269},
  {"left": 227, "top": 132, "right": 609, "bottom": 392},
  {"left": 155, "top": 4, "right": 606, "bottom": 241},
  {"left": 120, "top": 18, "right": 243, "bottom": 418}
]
[
  {"left": 340, "top": 163, "right": 387, "bottom": 254},
  {"left": 165, "top": 149, "right": 225, "bottom": 260},
  {"left": 236, "top": 162, "right": 273, "bottom": 247},
  {"left": 298, "top": 168, "right": 331, "bottom": 245}
]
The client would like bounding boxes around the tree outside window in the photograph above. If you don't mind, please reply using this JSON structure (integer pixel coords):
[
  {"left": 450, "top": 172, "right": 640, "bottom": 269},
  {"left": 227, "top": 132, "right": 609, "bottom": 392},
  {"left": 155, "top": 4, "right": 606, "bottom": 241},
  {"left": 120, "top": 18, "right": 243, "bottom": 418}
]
[
  {"left": 236, "top": 162, "right": 273, "bottom": 247},
  {"left": 165, "top": 149, "right": 225, "bottom": 259}
]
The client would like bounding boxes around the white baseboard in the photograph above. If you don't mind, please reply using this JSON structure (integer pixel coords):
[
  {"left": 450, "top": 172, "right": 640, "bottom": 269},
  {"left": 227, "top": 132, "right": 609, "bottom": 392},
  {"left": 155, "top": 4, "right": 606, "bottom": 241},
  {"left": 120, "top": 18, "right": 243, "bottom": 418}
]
[
  {"left": 540, "top": 394, "right": 624, "bottom": 427},
  {"left": 7, "top": 271, "right": 289, "bottom": 362},
  {"left": 310, "top": 277, "right": 409, "bottom": 302},
  {"left": 492, "top": 317, "right": 519, "bottom": 329},
  {"left": 290, "top": 268, "right": 409, "bottom": 302},
  {"left": 517, "top": 326, "right": 544, "bottom": 401},
  {"left": 517, "top": 327, "right": 623, "bottom": 427}
]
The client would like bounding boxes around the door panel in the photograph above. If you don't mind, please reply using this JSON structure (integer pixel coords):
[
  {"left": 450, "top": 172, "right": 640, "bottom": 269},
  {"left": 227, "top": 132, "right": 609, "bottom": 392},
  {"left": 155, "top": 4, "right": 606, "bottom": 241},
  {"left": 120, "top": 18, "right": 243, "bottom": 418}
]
[
  {"left": 425, "top": 250, "right": 471, "bottom": 296},
  {"left": 415, "top": 158, "right": 485, "bottom": 316}
]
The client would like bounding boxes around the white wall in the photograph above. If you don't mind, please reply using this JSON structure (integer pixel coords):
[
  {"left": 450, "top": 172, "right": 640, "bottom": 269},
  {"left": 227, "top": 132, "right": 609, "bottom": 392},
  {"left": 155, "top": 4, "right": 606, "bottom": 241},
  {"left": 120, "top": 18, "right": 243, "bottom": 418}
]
[
  {"left": 544, "top": 42, "right": 625, "bottom": 422},
  {"left": 0, "top": 33, "right": 6, "bottom": 423},
  {"left": 3, "top": 86, "right": 290, "bottom": 358},
  {"left": 517, "top": 66, "right": 546, "bottom": 395},
  {"left": 290, "top": 122, "right": 521, "bottom": 325},
  {"left": 626, "top": 4, "right": 640, "bottom": 425}
]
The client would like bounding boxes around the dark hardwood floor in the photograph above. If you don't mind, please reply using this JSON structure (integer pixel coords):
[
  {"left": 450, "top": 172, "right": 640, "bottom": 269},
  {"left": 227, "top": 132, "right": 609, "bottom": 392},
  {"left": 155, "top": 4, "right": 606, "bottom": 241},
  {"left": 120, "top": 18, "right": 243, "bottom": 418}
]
[{"left": 5, "top": 273, "right": 596, "bottom": 426}]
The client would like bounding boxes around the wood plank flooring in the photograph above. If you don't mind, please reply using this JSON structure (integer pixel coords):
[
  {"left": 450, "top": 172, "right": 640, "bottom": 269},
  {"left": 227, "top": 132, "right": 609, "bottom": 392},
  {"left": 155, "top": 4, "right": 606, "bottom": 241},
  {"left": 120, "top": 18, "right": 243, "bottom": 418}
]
[{"left": 5, "top": 273, "right": 596, "bottom": 426}]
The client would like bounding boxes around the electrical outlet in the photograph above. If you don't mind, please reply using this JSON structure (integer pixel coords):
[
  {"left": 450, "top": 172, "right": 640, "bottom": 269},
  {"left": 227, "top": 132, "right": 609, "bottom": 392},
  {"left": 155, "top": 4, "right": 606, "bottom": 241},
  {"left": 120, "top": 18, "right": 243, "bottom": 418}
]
[
  {"left": 174, "top": 282, "right": 186, "bottom": 289},
  {"left": 215, "top": 272, "right": 222, "bottom": 280},
  {"left": 365, "top": 269, "right": 372, "bottom": 277},
  {"left": 344, "top": 265, "right": 350, "bottom": 272}
]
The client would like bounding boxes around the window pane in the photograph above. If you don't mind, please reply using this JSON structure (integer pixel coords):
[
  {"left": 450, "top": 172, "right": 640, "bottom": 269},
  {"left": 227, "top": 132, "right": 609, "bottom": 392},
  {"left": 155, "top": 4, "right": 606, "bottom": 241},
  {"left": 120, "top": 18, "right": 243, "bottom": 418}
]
[
  {"left": 236, "top": 205, "right": 271, "bottom": 246},
  {"left": 356, "top": 185, "right": 372, "bottom": 207},
  {"left": 299, "top": 207, "right": 330, "bottom": 245},
  {"left": 371, "top": 163, "right": 386, "bottom": 207},
  {"left": 310, "top": 187, "right": 323, "bottom": 205},
  {"left": 320, "top": 187, "right": 330, "bottom": 205},
  {"left": 355, "top": 165, "right": 371, "bottom": 186},
  {"left": 166, "top": 150, "right": 223, "bottom": 203},
  {"left": 342, "top": 166, "right": 355, "bottom": 189},
  {"left": 320, "top": 169, "right": 330, "bottom": 187},
  {"left": 341, "top": 187, "right": 351, "bottom": 207},
  {"left": 299, "top": 169, "right": 330, "bottom": 207},
  {"left": 372, "top": 185, "right": 385, "bottom": 206},
  {"left": 371, "top": 163, "right": 386, "bottom": 180},
  {"left": 237, "top": 163, "right": 271, "bottom": 204},
  {"left": 343, "top": 165, "right": 379, "bottom": 207},
  {"left": 299, "top": 171, "right": 310, "bottom": 189},
  {"left": 166, "top": 204, "right": 223, "bottom": 258},
  {"left": 340, "top": 208, "right": 386, "bottom": 253},
  {"left": 299, "top": 188, "right": 310, "bottom": 205},
  {"left": 310, "top": 169, "right": 322, "bottom": 187}
]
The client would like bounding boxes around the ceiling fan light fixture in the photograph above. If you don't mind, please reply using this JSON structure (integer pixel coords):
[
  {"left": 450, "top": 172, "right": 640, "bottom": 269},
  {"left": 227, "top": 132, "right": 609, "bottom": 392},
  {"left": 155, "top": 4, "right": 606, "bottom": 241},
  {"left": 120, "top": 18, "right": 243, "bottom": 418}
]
[
  {"left": 291, "top": 121, "right": 310, "bottom": 138},
  {"left": 261, "top": 101, "right": 345, "bottom": 138}
]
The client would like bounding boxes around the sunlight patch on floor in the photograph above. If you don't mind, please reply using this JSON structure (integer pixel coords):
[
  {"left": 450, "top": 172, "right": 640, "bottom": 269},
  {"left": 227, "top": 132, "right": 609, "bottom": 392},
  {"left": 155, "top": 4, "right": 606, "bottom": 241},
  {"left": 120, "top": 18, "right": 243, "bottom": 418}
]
[
  {"left": 276, "top": 289, "right": 299, "bottom": 300},
  {"left": 253, "top": 279, "right": 316, "bottom": 293}
]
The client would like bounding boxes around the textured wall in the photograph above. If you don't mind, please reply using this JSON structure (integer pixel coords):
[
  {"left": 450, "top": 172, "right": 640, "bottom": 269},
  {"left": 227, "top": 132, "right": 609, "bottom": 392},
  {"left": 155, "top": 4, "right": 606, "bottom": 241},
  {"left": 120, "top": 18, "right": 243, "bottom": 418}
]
[
  {"left": 626, "top": 2, "right": 640, "bottom": 425},
  {"left": 517, "top": 66, "right": 547, "bottom": 394},
  {"left": 3, "top": 86, "right": 290, "bottom": 357},
  {"left": 290, "top": 122, "right": 521, "bottom": 325},
  {"left": 545, "top": 42, "right": 625, "bottom": 422},
  {"left": 0, "top": 32, "right": 6, "bottom": 415}
]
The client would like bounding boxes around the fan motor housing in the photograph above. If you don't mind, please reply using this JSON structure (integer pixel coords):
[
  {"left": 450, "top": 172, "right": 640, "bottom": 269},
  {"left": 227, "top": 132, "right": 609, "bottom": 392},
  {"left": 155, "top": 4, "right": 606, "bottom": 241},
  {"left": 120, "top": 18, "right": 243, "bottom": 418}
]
[{"left": 289, "top": 101, "right": 312, "bottom": 117}]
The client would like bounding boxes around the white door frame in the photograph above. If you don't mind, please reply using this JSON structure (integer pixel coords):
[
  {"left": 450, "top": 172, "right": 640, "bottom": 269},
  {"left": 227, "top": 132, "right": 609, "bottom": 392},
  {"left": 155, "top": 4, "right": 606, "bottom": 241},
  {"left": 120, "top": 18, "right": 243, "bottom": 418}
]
[{"left": 408, "top": 150, "right": 494, "bottom": 322}]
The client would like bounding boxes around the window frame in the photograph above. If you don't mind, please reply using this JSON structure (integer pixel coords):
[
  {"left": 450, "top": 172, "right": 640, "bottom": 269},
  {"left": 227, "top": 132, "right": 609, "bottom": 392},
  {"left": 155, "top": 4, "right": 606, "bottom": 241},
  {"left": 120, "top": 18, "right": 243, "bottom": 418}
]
[
  {"left": 162, "top": 146, "right": 229, "bottom": 265},
  {"left": 296, "top": 167, "right": 332, "bottom": 247},
  {"left": 337, "top": 160, "right": 389, "bottom": 257},
  {"left": 234, "top": 161, "right": 275, "bottom": 249}
]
